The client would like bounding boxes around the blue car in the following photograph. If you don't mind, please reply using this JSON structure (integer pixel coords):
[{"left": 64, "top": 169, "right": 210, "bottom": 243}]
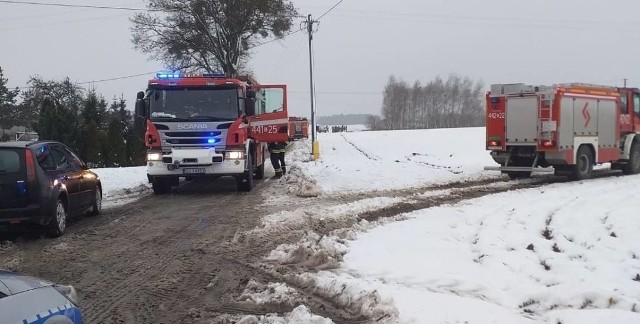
[{"left": 0, "top": 270, "right": 83, "bottom": 324}]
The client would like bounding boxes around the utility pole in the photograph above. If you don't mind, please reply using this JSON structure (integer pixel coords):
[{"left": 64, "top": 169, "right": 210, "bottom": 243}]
[
  {"left": 304, "top": 14, "right": 320, "bottom": 160},
  {"left": 624, "top": 78, "right": 628, "bottom": 88}
]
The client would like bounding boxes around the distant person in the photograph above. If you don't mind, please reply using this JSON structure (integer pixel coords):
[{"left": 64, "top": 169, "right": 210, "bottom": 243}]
[{"left": 268, "top": 141, "right": 288, "bottom": 179}]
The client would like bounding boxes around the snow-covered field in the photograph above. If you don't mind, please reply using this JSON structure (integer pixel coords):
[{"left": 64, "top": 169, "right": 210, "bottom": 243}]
[{"left": 91, "top": 127, "right": 640, "bottom": 323}]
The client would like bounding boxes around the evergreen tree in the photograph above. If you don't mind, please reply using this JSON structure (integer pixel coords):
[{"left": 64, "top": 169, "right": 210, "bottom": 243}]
[
  {"left": 35, "top": 97, "right": 81, "bottom": 151},
  {"left": 0, "top": 66, "right": 20, "bottom": 129},
  {"left": 106, "top": 117, "right": 126, "bottom": 167},
  {"left": 82, "top": 89, "right": 108, "bottom": 126},
  {"left": 25, "top": 77, "right": 83, "bottom": 145},
  {"left": 36, "top": 98, "right": 62, "bottom": 141},
  {"left": 126, "top": 116, "right": 146, "bottom": 166},
  {"left": 84, "top": 120, "right": 103, "bottom": 167}
]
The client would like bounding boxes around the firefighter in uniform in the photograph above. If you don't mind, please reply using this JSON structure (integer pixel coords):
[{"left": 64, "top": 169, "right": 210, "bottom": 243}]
[{"left": 268, "top": 141, "right": 288, "bottom": 179}]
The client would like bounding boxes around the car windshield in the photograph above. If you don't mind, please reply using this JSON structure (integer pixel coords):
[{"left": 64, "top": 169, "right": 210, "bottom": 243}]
[
  {"left": 149, "top": 88, "right": 240, "bottom": 122},
  {"left": 0, "top": 149, "right": 21, "bottom": 173}
]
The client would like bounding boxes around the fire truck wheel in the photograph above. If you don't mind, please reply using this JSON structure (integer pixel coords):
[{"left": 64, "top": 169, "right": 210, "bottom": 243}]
[
  {"left": 571, "top": 146, "right": 593, "bottom": 180},
  {"left": 623, "top": 142, "right": 640, "bottom": 175},
  {"left": 152, "top": 178, "right": 171, "bottom": 194},
  {"left": 237, "top": 153, "right": 254, "bottom": 192},
  {"left": 254, "top": 149, "right": 265, "bottom": 180}
]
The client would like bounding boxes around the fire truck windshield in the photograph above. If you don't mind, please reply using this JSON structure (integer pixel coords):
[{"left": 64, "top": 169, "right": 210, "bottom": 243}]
[{"left": 148, "top": 88, "right": 240, "bottom": 122}]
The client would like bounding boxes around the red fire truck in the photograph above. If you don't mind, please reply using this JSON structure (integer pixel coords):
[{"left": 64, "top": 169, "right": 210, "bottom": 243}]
[
  {"left": 485, "top": 83, "right": 640, "bottom": 180},
  {"left": 288, "top": 117, "right": 309, "bottom": 141},
  {"left": 134, "top": 72, "right": 290, "bottom": 194}
]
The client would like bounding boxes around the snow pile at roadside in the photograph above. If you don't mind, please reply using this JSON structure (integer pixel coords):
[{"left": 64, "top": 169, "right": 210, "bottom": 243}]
[
  {"left": 265, "top": 232, "right": 348, "bottom": 270},
  {"left": 238, "top": 305, "right": 334, "bottom": 324},
  {"left": 91, "top": 166, "right": 150, "bottom": 208},
  {"left": 287, "top": 272, "right": 399, "bottom": 322},
  {"left": 239, "top": 280, "right": 300, "bottom": 307}
]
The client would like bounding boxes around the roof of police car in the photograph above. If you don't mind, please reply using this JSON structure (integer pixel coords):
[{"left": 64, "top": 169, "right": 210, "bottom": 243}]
[{"left": 0, "top": 270, "right": 53, "bottom": 295}]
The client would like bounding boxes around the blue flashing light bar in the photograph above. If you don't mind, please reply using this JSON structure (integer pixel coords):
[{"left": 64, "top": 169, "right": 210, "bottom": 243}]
[
  {"left": 207, "top": 138, "right": 217, "bottom": 144},
  {"left": 156, "top": 71, "right": 181, "bottom": 79}
]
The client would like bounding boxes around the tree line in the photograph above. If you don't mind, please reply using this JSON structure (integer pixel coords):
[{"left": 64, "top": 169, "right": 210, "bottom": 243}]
[
  {"left": 368, "top": 74, "right": 485, "bottom": 131},
  {"left": 0, "top": 66, "right": 145, "bottom": 167}
]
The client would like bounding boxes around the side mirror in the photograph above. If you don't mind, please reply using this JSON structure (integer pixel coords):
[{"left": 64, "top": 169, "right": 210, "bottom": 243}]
[
  {"left": 135, "top": 91, "right": 146, "bottom": 118},
  {"left": 246, "top": 98, "right": 256, "bottom": 116}
]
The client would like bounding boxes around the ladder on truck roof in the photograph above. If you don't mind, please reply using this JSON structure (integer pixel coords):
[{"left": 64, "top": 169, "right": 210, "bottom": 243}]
[{"left": 490, "top": 83, "right": 555, "bottom": 96}]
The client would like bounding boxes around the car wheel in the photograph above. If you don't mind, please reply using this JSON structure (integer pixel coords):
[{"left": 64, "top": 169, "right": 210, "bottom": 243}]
[
  {"left": 89, "top": 187, "right": 102, "bottom": 216},
  {"left": 46, "top": 198, "right": 67, "bottom": 237}
]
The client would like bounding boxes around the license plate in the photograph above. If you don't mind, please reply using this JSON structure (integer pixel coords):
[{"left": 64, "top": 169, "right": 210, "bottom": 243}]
[{"left": 182, "top": 168, "right": 206, "bottom": 175}]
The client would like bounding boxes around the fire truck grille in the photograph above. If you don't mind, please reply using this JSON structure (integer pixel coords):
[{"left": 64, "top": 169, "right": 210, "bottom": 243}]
[
  {"left": 165, "top": 138, "right": 217, "bottom": 145},
  {"left": 165, "top": 131, "right": 222, "bottom": 137}
]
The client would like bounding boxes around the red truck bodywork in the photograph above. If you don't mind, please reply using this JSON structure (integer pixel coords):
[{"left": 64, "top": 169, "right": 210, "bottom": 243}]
[
  {"left": 136, "top": 73, "right": 290, "bottom": 193},
  {"left": 485, "top": 83, "right": 640, "bottom": 179}
]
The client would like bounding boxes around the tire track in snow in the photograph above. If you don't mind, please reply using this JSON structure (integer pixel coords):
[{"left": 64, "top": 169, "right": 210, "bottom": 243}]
[{"left": 339, "top": 133, "right": 381, "bottom": 161}]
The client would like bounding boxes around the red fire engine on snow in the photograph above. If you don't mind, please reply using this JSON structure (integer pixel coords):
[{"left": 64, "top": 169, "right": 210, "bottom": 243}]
[
  {"left": 288, "top": 117, "right": 309, "bottom": 141},
  {"left": 485, "top": 83, "right": 640, "bottom": 180},
  {"left": 135, "top": 71, "right": 290, "bottom": 194}
]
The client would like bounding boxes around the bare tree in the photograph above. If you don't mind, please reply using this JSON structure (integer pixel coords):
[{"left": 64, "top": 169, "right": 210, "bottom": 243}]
[
  {"left": 377, "top": 74, "right": 484, "bottom": 130},
  {"left": 131, "top": 0, "right": 298, "bottom": 76}
]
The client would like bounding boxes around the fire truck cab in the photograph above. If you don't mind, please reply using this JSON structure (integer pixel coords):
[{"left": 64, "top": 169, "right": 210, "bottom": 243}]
[
  {"left": 485, "top": 83, "right": 640, "bottom": 180},
  {"left": 135, "top": 72, "right": 290, "bottom": 194}
]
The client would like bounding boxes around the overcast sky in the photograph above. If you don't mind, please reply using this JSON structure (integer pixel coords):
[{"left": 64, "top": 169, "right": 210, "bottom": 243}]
[{"left": 2, "top": 0, "right": 640, "bottom": 118}]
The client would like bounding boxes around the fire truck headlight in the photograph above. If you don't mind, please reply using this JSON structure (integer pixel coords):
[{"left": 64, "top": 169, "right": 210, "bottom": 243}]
[
  {"left": 225, "top": 151, "right": 245, "bottom": 160},
  {"left": 147, "top": 152, "right": 162, "bottom": 161}
]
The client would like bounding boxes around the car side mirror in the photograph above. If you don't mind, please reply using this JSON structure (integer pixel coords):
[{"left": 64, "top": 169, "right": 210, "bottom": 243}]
[{"left": 135, "top": 91, "right": 146, "bottom": 118}]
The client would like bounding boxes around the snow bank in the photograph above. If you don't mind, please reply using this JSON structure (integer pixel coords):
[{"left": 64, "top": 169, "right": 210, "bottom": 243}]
[
  {"left": 287, "top": 272, "right": 399, "bottom": 322},
  {"left": 239, "top": 280, "right": 300, "bottom": 307},
  {"left": 238, "top": 305, "right": 334, "bottom": 324},
  {"left": 91, "top": 166, "right": 150, "bottom": 208},
  {"left": 265, "top": 232, "right": 348, "bottom": 270}
]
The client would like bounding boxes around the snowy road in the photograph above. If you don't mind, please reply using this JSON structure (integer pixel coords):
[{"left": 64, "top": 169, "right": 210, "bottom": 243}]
[
  {"left": 1, "top": 127, "right": 639, "bottom": 323},
  {"left": 0, "top": 162, "right": 566, "bottom": 323}
]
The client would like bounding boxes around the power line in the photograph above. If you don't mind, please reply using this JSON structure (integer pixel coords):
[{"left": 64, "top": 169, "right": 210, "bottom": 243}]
[
  {"left": 0, "top": 13, "right": 127, "bottom": 32},
  {"left": 76, "top": 72, "right": 157, "bottom": 85},
  {"left": 0, "top": 0, "right": 151, "bottom": 11},
  {"left": 248, "top": 28, "right": 304, "bottom": 49},
  {"left": 317, "top": 0, "right": 344, "bottom": 20}
]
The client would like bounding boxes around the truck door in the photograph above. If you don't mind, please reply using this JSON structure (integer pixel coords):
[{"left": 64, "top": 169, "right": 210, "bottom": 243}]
[
  {"left": 248, "top": 85, "right": 290, "bottom": 143},
  {"left": 619, "top": 90, "right": 633, "bottom": 134},
  {"left": 633, "top": 92, "right": 640, "bottom": 132}
]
